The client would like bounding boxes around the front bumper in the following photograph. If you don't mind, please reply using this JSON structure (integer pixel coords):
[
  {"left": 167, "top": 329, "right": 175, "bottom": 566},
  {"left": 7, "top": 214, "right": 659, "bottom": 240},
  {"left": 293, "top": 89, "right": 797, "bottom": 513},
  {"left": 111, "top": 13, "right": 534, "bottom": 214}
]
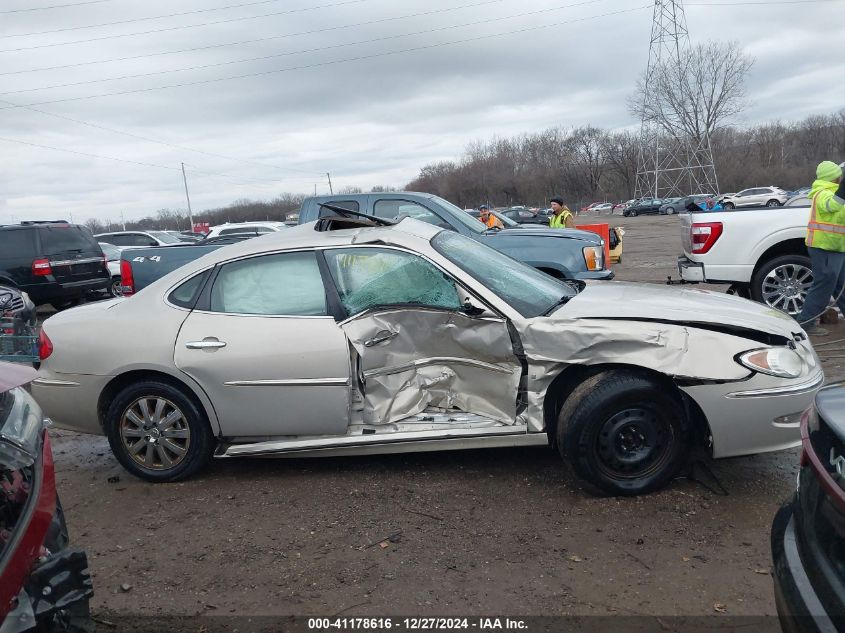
[
  {"left": 680, "top": 369, "right": 824, "bottom": 458},
  {"left": 772, "top": 501, "right": 839, "bottom": 633},
  {"left": 571, "top": 269, "right": 614, "bottom": 281},
  {"left": 1, "top": 549, "right": 93, "bottom": 633}
]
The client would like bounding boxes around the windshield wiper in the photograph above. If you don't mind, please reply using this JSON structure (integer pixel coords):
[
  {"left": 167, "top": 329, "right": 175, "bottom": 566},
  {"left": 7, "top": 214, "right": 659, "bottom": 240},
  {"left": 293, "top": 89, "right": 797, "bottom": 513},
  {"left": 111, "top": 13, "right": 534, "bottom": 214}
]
[{"left": 543, "top": 295, "right": 573, "bottom": 316}]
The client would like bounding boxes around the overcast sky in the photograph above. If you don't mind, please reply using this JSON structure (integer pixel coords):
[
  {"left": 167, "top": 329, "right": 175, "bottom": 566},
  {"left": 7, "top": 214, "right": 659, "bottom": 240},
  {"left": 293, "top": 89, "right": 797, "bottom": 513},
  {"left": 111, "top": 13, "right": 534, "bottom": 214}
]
[{"left": 1, "top": 0, "right": 843, "bottom": 225}]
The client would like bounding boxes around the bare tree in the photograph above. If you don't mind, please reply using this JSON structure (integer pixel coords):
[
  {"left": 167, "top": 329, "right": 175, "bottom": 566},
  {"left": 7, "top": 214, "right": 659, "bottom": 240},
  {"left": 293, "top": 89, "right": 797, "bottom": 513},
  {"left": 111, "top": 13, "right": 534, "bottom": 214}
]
[{"left": 630, "top": 41, "right": 754, "bottom": 143}]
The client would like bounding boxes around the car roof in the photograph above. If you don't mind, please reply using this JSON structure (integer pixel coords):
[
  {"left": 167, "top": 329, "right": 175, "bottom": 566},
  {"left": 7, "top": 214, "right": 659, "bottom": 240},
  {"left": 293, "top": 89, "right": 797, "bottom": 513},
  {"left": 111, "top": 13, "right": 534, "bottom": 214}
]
[{"left": 159, "top": 218, "right": 442, "bottom": 277}]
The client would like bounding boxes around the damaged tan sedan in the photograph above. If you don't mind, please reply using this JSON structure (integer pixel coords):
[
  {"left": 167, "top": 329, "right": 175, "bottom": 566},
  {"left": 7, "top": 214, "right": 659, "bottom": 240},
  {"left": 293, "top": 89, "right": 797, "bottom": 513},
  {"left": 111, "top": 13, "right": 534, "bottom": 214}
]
[{"left": 32, "top": 215, "right": 824, "bottom": 495}]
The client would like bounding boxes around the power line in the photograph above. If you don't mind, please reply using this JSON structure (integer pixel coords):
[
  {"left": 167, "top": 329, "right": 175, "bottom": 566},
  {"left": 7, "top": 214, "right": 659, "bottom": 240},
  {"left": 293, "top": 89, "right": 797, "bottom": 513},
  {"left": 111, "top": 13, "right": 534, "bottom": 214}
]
[
  {"left": 0, "top": 136, "right": 315, "bottom": 185},
  {"left": 1, "top": 0, "right": 368, "bottom": 39},
  {"left": 0, "top": 0, "right": 511, "bottom": 76},
  {"left": 0, "top": 0, "right": 113, "bottom": 14},
  {"left": 0, "top": 5, "right": 651, "bottom": 110},
  {"left": 0, "top": 0, "right": 386, "bottom": 52},
  {"left": 0, "top": 98, "right": 325, "bottom": 175},
  {"left": 0, "top": 0, "right": 609, "bottom": 95}
]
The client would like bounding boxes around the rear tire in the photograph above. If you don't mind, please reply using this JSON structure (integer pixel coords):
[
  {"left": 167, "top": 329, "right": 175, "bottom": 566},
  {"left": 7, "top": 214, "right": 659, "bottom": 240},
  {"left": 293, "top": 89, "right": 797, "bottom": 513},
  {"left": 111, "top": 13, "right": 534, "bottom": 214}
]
[
  {"left": 750, "top": 254, "right": 812, "bottom": 316},
  {"left": 105, "top": 380, "right": 214, "bottom": 482},
  {"left": 108, "top": 277, "right": 123, "bottom": 298},
  {"left": 556, "top": 370, "right": 689, "bottom": 496}
]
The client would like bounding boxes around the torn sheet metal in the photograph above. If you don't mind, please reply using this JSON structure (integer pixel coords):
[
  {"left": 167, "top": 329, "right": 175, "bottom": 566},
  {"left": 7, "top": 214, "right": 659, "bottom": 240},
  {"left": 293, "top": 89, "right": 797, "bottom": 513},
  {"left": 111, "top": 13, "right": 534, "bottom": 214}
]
[
  {"left": 516, "top": 317, "right": 756, "bottom": 431},
  {"left": 341, "top": 308, "right": 521, "bottom": 426}
]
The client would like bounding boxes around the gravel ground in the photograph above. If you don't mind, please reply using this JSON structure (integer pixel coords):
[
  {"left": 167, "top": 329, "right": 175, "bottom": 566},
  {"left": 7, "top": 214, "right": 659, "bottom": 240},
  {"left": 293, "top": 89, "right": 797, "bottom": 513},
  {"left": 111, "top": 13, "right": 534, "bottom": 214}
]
[{"left": 46, "top": 214, "right": 844, "bottom": 623}]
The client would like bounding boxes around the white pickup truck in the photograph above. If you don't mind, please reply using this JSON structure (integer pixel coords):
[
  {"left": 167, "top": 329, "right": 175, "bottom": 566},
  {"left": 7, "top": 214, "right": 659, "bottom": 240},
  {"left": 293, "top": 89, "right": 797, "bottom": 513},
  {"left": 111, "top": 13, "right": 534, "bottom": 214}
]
[{"left": 677, "top": 196, "right": 812, "bottom": 315}]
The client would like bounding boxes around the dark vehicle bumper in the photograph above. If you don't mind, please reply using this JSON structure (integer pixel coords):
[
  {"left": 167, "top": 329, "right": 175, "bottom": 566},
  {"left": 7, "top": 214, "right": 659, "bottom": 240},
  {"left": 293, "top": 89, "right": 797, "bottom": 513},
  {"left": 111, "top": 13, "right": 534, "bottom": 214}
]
[
  {"left": 771, "top": 501, "right": 840, "bottom": 633},
  {"left": 21, "top": 278, "right": 109, "bottom": 305}
]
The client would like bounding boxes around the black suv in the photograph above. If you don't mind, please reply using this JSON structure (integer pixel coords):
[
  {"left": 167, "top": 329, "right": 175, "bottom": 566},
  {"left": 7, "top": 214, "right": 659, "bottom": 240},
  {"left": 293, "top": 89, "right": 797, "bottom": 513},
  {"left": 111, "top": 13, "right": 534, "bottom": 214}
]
[{"left": 0, "top": 222, "right": 109, "bottom": 309}]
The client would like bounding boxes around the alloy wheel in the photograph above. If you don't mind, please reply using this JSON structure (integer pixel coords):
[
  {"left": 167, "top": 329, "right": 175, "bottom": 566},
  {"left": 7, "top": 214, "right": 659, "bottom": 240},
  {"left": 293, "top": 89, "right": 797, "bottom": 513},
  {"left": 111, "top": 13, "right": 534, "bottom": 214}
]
[
  {"left": 761, "top": 263, "right": 812, "bottom": 316},
  {"left": 119, "top": 397, "right": 191, "bottom": 470}
]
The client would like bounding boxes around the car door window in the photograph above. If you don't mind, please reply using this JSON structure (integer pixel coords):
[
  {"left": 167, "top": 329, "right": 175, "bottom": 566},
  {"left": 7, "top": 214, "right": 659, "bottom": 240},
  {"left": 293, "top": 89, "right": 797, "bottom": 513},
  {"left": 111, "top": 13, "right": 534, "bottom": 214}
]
[
  {"left": 372, "top": 200, "right": 449, "bottom": 228},
  {"left": 209, "top": 251, "right": 327, "bottom": 316},
  {"left": 324, "top": 248, "right": 461, "bottom": 316}
]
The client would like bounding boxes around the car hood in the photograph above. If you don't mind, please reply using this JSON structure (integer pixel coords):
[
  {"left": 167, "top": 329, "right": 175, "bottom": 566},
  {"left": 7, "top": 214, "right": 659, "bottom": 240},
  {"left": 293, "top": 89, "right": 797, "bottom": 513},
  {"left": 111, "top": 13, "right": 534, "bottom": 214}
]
[
  {"left": 488, "top": 227, "right": 602, "bottom": 243},
  {"left": 558, "top": 281, "right": 801, "bottom": 339}
]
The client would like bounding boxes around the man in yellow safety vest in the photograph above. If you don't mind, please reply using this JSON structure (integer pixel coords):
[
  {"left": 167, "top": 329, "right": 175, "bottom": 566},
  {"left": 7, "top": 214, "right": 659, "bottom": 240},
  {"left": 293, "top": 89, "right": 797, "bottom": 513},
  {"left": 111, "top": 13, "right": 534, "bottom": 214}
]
[
  {"left": 794, "top": 160, "right": 845, "bottom": 336},
  {"left": 549, "top": 197, "right": 574, "bottom": 229}
]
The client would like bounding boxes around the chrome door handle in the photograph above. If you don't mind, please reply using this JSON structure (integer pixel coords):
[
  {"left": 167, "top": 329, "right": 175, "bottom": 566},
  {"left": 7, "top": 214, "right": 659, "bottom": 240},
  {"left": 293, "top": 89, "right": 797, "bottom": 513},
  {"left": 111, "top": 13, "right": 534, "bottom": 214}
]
[
  {"left": 364, "top": 330, "right": 398, "bottom": 347},
  {"left": 185, "top": 339, "right": 227, "bottom": 350}
]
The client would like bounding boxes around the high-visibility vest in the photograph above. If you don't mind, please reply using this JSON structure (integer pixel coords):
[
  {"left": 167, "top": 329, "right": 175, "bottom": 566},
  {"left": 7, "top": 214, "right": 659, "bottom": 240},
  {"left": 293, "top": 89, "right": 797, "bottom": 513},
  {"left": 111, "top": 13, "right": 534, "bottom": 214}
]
[
  {"left": 807, "top": 190, "right": 845, "bottom": 252},
  {"left": 549, "top": 210, "right": 572, "bottom": 228}
]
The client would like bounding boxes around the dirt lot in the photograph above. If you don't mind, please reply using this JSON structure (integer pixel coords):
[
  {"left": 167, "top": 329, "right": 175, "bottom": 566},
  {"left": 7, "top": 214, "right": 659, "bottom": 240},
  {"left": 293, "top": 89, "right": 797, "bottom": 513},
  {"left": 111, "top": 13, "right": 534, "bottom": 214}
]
[{"left": 48, "top": 214, "right": 845, "bottom": 623}]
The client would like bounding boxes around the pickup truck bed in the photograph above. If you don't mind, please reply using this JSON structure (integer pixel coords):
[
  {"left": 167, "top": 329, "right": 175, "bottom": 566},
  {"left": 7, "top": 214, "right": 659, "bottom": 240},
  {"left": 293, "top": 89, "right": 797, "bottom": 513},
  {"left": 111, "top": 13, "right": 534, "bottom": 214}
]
[{"left": 677, "top": 204, "right": 811, "bottom": 315}]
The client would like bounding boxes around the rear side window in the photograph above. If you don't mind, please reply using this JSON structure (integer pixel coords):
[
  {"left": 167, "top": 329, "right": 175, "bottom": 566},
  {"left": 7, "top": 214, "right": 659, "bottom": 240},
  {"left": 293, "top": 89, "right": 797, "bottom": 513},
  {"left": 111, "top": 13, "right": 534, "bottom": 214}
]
[
  {"left": 0, "top": 229, "right": 37, "bottom": 259},
  {"left": 169, "top": 271, "right": 209, "bottom": 309},
  {"left": 39, "top": 226, "right": 100, "bottom": 255}
]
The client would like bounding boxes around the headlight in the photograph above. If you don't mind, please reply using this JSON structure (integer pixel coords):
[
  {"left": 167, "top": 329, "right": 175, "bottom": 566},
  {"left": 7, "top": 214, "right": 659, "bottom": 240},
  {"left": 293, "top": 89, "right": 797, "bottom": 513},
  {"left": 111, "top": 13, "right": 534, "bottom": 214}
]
[
  {"left": 583, "top": 246, "right": 604, "bottom": 271},
  {"left": 738, "top": 347, "right": 803, "bottom": 379}
]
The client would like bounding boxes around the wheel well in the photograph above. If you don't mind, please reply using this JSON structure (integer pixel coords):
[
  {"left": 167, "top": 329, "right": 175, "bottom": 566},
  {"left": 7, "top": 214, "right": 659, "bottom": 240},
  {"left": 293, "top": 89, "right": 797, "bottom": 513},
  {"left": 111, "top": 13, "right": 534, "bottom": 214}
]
[
  {"left": 97, "top": 370, "right": 212, "bottom": 433},
  {"left": 753, "top": 239, "right": 808, "bottom": 277},
  {"left": 537, "top": 267, "right": 564, "bottom": 279},
  {"left": 542, "top": 363, "right": 712, "bottom": 450}
]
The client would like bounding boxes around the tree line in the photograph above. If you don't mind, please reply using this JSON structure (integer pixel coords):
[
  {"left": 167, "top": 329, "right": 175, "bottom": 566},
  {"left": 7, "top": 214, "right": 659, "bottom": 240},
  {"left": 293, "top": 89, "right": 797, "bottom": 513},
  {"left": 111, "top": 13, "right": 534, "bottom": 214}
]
[
  {"left": 83, "top": 109, "right": 845, "bottom": 235},
  {"left": 406, "top": 110, "right": 845, "bottom": 210}
]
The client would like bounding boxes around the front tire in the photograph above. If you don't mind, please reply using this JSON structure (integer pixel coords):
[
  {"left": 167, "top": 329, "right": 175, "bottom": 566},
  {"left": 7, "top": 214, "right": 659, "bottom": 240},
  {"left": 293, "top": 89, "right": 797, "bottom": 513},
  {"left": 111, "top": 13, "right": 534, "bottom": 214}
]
[
  {"left": 723, "top": 202, "right": 735, "bottom": 209},
  {"left": 556, "top": 370, "right": 689, "bottom": 496},
  {"left": 750, "top": 254, "right": 812, "bottom": 316},
  {"left": 105, "top": 380, "right": 214, "bottom": 482},
  {"left": 665, "top": 206, "right": 675, "bottom": 215},
  {"left": 766, "top": 199, "right": 782, "bottom": 208},
  {"left": 629, "top": 209, "right": 638, "bottom": 217}
]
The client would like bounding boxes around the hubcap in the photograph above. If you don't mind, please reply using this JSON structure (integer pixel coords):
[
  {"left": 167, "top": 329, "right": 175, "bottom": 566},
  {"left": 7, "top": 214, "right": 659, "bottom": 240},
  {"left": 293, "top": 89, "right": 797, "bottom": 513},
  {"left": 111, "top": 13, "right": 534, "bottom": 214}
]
[
  {"left": 595, "top": 408, "right": 673, "bottom": 479},
  {"left": 110, "top": 280, "right": 124, "bottom": 297},
  {"left": 120, "top": 396, "right": 190, "bottom": 470},
  {"left": 761, "top": 263, "right": 812, "bottom": 316}
]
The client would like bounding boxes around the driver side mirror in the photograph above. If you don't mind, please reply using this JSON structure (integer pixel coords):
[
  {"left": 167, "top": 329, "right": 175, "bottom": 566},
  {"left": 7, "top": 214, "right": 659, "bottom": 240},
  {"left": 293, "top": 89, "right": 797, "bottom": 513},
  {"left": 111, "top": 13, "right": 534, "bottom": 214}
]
[{"left": 461, "top": 297, "right": 485, "bottom": 317}]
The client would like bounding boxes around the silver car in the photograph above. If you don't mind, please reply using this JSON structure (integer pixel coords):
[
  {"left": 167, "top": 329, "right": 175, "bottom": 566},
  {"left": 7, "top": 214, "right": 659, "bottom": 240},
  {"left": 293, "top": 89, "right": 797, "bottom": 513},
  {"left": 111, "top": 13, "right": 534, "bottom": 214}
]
[
  {"left": 721, "top": 187, "right": 789, "bottom": 209},
  {"left": 33, "top": 218, "right": 824, "bottom": 495}
]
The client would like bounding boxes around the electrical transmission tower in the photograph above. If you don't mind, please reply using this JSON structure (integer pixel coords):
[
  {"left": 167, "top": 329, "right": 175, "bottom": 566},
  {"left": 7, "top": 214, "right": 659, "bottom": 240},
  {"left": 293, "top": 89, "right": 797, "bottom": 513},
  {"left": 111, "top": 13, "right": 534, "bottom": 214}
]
[{"left": 635, "top": 0, "right": 719, "bottom": 199}]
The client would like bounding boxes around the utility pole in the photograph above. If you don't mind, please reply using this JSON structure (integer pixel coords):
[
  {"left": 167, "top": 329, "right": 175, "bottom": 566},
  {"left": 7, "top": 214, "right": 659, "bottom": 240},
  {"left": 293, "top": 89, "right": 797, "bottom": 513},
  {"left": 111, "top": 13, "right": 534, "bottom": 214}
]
[
  {"left": 326, "top": 172, "right": 333, "bottom": 195},
  {"left": 120, "top": 211, "right": 126, "bottom": 231},
  {"left": 181, "top": 162, "right": 195, "bottom": 231},
  {"left": 314, "top": 183, "right": 317, "bottom": 196},
  {"left": 635, "top": 0, "right": 718, "bottom": 198}
]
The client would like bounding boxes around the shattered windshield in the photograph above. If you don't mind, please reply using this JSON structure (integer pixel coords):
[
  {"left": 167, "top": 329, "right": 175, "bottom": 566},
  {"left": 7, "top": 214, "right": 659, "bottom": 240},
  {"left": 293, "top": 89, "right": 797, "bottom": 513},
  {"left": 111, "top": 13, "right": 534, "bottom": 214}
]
[{"left": 432, "top": 231, "right": 575, "bottom": 318}]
